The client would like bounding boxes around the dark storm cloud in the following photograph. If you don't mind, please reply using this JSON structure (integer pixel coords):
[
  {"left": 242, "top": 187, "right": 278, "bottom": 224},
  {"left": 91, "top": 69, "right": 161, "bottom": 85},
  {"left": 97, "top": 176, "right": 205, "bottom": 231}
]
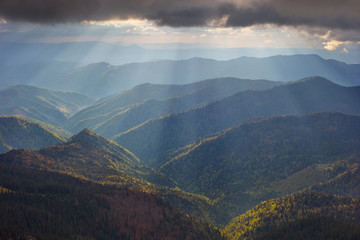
[
  {"left": 0, "top": 0, "right": 359, "bottom": 30},
  {"left": 221, "top": 3, "right": 287, "bottom": 27},
  {"left": 149, "top": 8, "right": 215, "bottom": 27}
]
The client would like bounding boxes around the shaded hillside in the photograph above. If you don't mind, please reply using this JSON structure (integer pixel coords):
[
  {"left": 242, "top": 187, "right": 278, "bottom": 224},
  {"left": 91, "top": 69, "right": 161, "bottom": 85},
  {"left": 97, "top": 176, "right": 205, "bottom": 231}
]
[
  {"left": 115, "top": 77, "right": 360, "bottom": 164},
  {"left": 252, "top": 216, "right": 360, "bottom": 240},
  {"left": 160, "top": 112, "right": 360, "bottom": 216},
  {"left": 65, "top": 81, "right": 212, "bottom": 133},
  {"left": 67, "top": 78, "right": 281, "bottom": 137},
  {"left": 0, "top": 85, "right": 94, "bottom": 125},
  {"left": 306, "top": 155, "right": 360, "bottom": 198},
  {"left": 0, "top": 129, "right": 227, "bottom": 226},
  {"left": 0, "top": 116, "right": 65, "bottom": 153},
  {"left": 223, "top": 192, "right": 360, "bottom": 240},
  {"left": 0, "top": 163, "right": 224, "bottom": 240},
  {"left": 4, "top": 54, "right": 358, "bottom": 98},
  {"left": 0, "top": 129, "right": 173, "bottom": 188},
  {"left": 21, "top": 115, "right": 73, "bottom": 139}
]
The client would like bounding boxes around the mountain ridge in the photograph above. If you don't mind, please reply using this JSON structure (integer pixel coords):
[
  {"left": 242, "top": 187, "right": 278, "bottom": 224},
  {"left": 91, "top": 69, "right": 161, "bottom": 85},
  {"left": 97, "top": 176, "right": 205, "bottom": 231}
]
[
  {"left": 66, "top": 77, "right": 282, "bottom": 137},
  {"left": 1, "top": 54, "right": 358, "bottom": 98},
  {"left": 0, "top": 129, "right": 228, "bottom": 225},
  {"left": 159, "top": 111, "right": 360, "bottom": 219},
  {"left": 0, "top": 128, "right": 174, "bottom": 188},
  {"left": 114, "top": 77, "right": 360, "bottom": 164},
  {"left": 0, "top": 115, "right": 66, "bottom": 153},
  {"left": 0, "top": 85, "right": 95, "bottom": 126}
]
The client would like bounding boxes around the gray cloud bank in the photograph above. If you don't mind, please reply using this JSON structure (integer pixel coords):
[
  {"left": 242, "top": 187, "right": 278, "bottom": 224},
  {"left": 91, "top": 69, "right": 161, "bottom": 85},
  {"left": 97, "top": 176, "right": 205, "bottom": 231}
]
[{"left": 0, "top": 0, "right": 359, "bottom": 30}]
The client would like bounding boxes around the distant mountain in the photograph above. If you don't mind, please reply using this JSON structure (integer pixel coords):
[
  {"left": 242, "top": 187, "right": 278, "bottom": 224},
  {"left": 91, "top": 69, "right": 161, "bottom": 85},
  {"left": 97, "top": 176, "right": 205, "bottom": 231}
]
[
  {"left": 67, "top": 78, "right": 282, "bottom": 137},
  {"left": 160, "top": 112, "right": 360, "bottom": 217},
  {"left": 0, "top": 85, "right": 95, "bottom": 126},
  {"left": 114, "top": 77, "right": 360, "bottom": 164},
  {"left": 223, "top": 192, "right": 360, "bottom": 240},
  {"left": 1, "top": 42, "right": 359, "bottom": 65},
  {"left": 48, "top": 55, "right": 360, "bottom": 97},
  {"left": 224, "top": 54, "right": 360, "bottom": 86},
  {"left": 0, "top": 61, "right": 79, "bottom": 90},
  {"left": 0, "top": 116, "right": 65, "bottom": 153},
  {"left": 0, "top": 163, "right": 224, "bottom": 240},
  {"left": 1, "top": 54, "right": 358, "bottom": 98}
]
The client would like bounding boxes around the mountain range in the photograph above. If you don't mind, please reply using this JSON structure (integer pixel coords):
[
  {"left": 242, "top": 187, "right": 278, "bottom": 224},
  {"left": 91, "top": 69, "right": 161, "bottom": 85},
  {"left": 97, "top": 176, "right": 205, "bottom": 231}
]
[
  {"left": 1, "top": 42, "right": 359, "bottom": 66},
  {"left": 2, "top": 111, "right": 360, "bottom": 226},
  {"left": 66, "top": 78, "right": 282, "bottom": 138},
  {"left": 0, "top": 56, "right": 360, "bottom": 239},
  {"left": 0, "top": 128, "right": 228, "bottom": 225},
  {"left": 1, "top": 54, "right": 359, "bottom": 98},
  {"left": 115, "top": 77, "right": 360, "bottom": 164},
  {"left": 160, "top": 112, "right": 360, "bottom": 217}
]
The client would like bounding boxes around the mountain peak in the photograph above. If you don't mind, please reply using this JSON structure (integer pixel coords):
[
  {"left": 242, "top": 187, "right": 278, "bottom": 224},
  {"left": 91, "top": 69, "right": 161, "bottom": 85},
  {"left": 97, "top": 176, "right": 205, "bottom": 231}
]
[
  {"left": 288, "top": 76, "right": 337, "bottom": 87},
  {"left": 66, "top": 129, "right": 140, "bottom": 164},
  {"left": 68, "top": 128, "right": 99, "bottom": 144},
  {"left": 78, "top": 128, "right": 95, "bottom": 135}
]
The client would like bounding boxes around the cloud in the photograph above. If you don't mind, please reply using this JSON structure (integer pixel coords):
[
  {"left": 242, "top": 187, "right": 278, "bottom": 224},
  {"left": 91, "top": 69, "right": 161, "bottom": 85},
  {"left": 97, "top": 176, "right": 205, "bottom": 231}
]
[
  {"left": 0, "top": 0, "right": 358, "bottom": 30},
  {"left": 323, "top": 40, "right": 345, "bottom": 51},
  {"left": 0, "top": 0, "right": 359, "bottom": 46}
]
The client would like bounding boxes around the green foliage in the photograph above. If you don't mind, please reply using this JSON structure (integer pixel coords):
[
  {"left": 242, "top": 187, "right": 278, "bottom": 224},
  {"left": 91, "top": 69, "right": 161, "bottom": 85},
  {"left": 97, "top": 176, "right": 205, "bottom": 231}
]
[
  {"left": 223, "top": 192, "right": 360, "bottom": 240},
  {"left": 115, "top": 77, "right": 360, "bottom": 164},
  {"left": 160, "top": 112, "right": 360, "bottom": 219},
  {"left": 0, "top": 115, "right": 65, "bottom": 153}
]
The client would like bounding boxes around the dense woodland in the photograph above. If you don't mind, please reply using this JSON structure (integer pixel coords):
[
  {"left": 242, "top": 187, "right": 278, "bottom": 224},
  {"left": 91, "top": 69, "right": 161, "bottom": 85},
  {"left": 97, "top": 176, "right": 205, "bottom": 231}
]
[
  {"left": 1, "top": 74, "right": 360, "bottom": 239},
  {"left": 0, "top": 128, "right": 225, "bottom": 226},
  {"left": 160, "top": 112, "right": 360, "bottom": 218},
  {"left": 0, "top": 163, "right": 224, "bottom": 240},
  {"left": 252, "top": 216, "right": 360, "bottom": 240},
  {"left": 223, "top": 192, "right": 360, "bottom": 239}
]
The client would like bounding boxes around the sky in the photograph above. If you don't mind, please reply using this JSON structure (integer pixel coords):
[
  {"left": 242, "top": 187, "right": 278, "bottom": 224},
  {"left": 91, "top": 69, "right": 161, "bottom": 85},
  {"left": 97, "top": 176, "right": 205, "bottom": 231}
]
[{"left": 0, "top": 0, "right": 359, "bottom": 53}]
